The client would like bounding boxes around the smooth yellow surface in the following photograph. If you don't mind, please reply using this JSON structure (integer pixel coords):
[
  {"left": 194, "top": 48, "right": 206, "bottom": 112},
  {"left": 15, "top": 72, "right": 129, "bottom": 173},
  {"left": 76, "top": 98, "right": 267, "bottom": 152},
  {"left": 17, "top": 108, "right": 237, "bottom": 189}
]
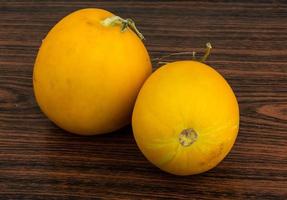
[
  {"left": 132, "top": 61, "right": 239, "bottom": 175},
  {"left": 33, "top": 9, "right": 152, "bottom": 135}
]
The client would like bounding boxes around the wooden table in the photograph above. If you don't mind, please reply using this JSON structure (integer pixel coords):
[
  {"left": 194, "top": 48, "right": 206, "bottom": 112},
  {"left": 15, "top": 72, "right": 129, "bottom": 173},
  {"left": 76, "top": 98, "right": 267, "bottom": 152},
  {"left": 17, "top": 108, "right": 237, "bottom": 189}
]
[{"left": 1, "top": 1, "right": 286, "bottom": 199}]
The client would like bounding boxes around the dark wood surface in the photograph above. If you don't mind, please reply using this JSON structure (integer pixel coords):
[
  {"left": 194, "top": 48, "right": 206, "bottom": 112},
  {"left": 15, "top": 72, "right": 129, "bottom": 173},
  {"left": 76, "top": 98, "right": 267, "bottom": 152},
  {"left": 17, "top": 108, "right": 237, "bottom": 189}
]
[{"left": 1, "top": 0, "right": 287, "bottom": 199}]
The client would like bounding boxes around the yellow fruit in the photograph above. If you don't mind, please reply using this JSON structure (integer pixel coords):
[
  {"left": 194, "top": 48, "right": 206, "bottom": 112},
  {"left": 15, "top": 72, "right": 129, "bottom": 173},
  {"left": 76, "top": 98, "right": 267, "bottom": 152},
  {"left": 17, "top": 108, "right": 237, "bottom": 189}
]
[
  {"left": 33, "top": 8, "right": 151, "bottom": 135},
  {"left": 132, "top": 61, "right": 239, "bottom": 175}
]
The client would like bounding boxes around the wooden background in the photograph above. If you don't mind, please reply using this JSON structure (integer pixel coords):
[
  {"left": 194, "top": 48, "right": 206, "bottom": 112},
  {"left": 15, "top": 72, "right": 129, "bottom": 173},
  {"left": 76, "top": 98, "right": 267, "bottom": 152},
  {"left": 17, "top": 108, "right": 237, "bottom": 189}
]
[{"left": 1, "top": 0, "right": 287, "bottom": 199}]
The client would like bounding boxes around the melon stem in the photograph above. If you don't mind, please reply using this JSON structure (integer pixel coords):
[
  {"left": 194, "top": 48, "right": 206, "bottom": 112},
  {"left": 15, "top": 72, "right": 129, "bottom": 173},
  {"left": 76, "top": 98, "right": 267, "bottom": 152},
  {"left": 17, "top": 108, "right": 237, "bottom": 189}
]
[
  {"left": 153, "top": 42, "right": 212, "bottom": 66},
  {"left": 179, "top": 128, "right": 198, "bottom": 147},
  {"left": 101, "top": 16, "right": 145, "bottom": 40},
  {"left": 200, "top": 42, "right": 212, "bottom": 62}
]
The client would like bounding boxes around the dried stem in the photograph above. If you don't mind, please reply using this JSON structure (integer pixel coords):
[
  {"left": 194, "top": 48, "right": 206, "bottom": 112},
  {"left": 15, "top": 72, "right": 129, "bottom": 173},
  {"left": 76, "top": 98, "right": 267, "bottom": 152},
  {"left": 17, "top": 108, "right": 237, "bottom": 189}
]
[
  {"left": 153, "top": 42, "right": 212, "bottom": 66},
  {"left": 101, "top": 16, "right": 144, "bottom": 40}
]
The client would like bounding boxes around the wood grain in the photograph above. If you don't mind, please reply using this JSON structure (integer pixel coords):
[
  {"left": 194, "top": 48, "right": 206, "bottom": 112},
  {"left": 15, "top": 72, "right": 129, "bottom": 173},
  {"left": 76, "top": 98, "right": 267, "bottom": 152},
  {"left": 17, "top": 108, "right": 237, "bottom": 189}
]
[{"left": 0, "top": 0, "right": 287, "bottom": 199}]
